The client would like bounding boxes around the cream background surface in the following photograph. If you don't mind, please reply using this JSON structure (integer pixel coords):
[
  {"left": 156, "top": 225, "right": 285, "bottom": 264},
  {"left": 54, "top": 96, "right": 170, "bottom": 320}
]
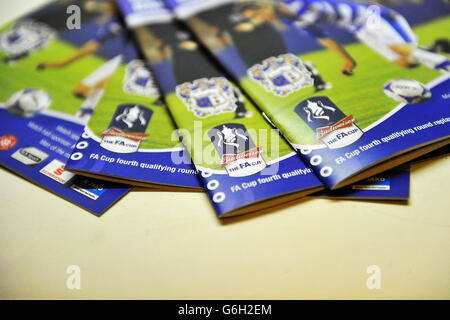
[{"left": 0, "top": 0, "right": 449, "bottom": 299}]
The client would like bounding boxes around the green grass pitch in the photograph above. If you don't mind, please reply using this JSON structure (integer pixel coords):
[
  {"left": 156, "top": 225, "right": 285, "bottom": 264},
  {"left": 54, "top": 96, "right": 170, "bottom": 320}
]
[
  {"left": 0, "top": 33, "right": 107, "bottom": 116},
  {"left": 1, "top": 16, "right": 447, "bottom": 168},
  {"left": 0, "top": 21, "right": 179, "bottom": 150},
  {"left": 240, "top": 16, "right": 449, "bottom": 146}
]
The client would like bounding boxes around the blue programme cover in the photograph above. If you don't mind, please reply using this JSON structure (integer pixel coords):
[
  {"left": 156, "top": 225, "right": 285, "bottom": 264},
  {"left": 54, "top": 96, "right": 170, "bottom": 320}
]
[
  {"left": 314, "top": 166, "right": 410, "bottom": 200},
  {"left": 0, "top": 108, "right": 129, "bottom": 215},
  {"left": 119, "top": 0, "right": 416, "bottom": 206},
  {"left": 63, "top": 23, "right": 202, "bottom": 190},
  {"left": 0, "top": 1, "right": 134, "bottom": 215},
  {"left": 164, "top": 0, "right": 450, "bottom": 190},
  {"left": 118, "top": 0, "right": 326, "bottom": 217},
  {"left": 317, "top": 143, "right": 450, "bottom": 200}
]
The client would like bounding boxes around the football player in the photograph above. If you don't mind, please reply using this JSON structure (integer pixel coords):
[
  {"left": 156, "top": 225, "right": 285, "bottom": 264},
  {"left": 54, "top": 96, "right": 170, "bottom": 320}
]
[
  {"left": 278, "top": 0, "right": 450, "bottom": 72},
  {"left": 188, "top": 2, "right": 353, "bottom": 75},
  {"left": 35, "top": 0, "right": 127, "bottom": 119},
  {"left": 36, "top": 0, "right": 125, "bottom": 98},
  {"left": 304, "top": 61, "right": 332, "bottom": 92},
  {"left": 135, "top": 26, "right": 253, "bottom": 119}
]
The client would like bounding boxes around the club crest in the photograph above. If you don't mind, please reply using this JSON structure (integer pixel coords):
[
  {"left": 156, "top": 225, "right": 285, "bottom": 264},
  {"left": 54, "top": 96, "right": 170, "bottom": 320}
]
[
  {"left": 208, "top": 123, "right": 266, "bottom": 177},
  {"left": 295, "top": 97, "right": 363, "bottom": 149},
  {"left": 0, "top": 20, "right": 54, "bottom": 64},
  {"left": 100, "top": 104, "right": 152, "bottom": 153},
  {"left": 176, "top": 77, "right": 237, "bottom": 118},
  {"left": 123, "top": 60, "right": 160, "bottom": 97},
  {"left": 247, "top": 53, "right": 313, "bottom": 97}
]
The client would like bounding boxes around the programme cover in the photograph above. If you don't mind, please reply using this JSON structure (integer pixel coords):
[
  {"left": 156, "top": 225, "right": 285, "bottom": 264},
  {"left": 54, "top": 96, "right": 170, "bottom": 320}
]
[
  {"left": 165, "top": 0, "right": 450, "bottom": 189},
  {"left": 63, "top": 10, "right": 202, "bottom": 190},
  {"left": 0, "top": 0, "right": 133, "bottom": 215},
  {"left": 118, "top": 0, "right": 326, "bottom": 217}
]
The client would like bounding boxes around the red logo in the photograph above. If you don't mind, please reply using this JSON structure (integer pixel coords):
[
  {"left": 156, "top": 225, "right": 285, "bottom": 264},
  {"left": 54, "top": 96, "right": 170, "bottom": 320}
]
[
  {"left": 101, "top": 127, "right": 148, "bottom": 142},
  {"left": 53, "top": 164, "right": 65, "bottom": 176},
  {"left": 315, "top": 115, "right": 355, "bottom": 140},
  {"left": 0, "top": 135, "right": 18, "bottom": 150},
  {"left": 221, "top": 147, "right": 263, "bottom": 167}
]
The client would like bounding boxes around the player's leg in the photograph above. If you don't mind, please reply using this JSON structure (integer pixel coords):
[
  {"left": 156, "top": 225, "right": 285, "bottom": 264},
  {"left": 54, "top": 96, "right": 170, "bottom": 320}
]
[
  {"left": 74, "top": 55, "right": 123, "bottom": 118},
  {"left": 354, "top": 10, "right": 414, "bottom": 64},
  {"left": 73, "top": 75, "right": 113, "bottom": 99},
  {"left": 356, "top": 9, "right": 449, "bottom": 71},
  {"left": 73, "top": 83, "right": 94, "bottom": 99},
  {"left": 426, "top": 39, "right": 450, "bottom": 55},
  {"left": 73, "top": 54, "right": 123, "bottom": 98},
  {"left": 304, "top": 61, "right": 332, "bottom": 92},
  {"left": 317, "top": 37, "right": 356, "bottom": 76},
  {"left": 233, "top": 88, "right": 252, "bottom": 119},
  {"left": 74, "top": 55, "right": 122, "bottom": 96},
  {"left": 75, "top": 90, "right": 104, "bottom": 121},
  {"left": 407, "top": 48, "right": 449, "bottom": 72},
  {"left": 387, "top": 11, "right": 449, "bottom": 71}
]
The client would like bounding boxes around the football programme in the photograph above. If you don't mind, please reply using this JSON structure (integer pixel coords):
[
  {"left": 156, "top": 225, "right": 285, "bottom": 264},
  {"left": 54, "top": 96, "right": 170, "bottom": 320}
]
[
  {"left": 166, "top": 0, "right": 450, "bottom": 189},
  {"left": 0, "top": 0, "right": 420, "bottom": 216},
  {"left": 119, "top": 0, "right": 329, "bottom": 217},
  {"left": 117, "top": 0, "right": 416, "bottom": 216},
  {"left": 0, "top": 0, "right": 131, "bottom": 214},
  {"left": 63, "top": 28, "right": 202, "bottom": 191}
]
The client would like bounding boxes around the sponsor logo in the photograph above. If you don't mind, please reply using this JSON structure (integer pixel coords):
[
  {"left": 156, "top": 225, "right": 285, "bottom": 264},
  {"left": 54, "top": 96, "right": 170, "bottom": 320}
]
[
  {"left": 40, "top": 159, "right": 75, "bottom": 184},
  {"left": 208, "top": 123, "right": 266, "bottom": 177},
  {"left": 100, "top": 104, "right": 152, "bottom": 153},
  {"left": 0, "top": 134, "right": 18, "bottom": 150},
  {"left": 247, "top": 53, "right": 313, "bottom": 97},
  {"left": 352, "top": 176, "right": 391, "bottom": 191},
  {"left": 70, "top": 178, "right": 107, "bottom": 200},
  {"left": 123, "top": 59, "right": 160, "bottom": 97},
  {"left": 11, "top": 146, "right": 48, "bottom": 167},
  {"left": 176, "top": 77, "right": 237, "bottom": 118},
  {"left": 295, "top": 97, "right": 363, "bottom": 149},
  {"left": 0, "top": 20, "right": 54, "bottom": 64}
]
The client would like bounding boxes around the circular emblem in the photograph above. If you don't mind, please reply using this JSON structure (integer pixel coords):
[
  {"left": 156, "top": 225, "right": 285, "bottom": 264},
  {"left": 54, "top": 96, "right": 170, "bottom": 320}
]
[{"left": 0, "top": 135, "right": 18, "bottom": 150}]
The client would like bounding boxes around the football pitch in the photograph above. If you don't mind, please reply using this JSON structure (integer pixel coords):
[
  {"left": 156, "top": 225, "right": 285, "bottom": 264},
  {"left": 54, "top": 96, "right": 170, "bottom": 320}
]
[
  {"left": 1, "top": 15, "right": 448, "bottom": 164},
  {"left": 241, "top": 16, "right": 449, "bottom": 146},
  {"left": 0, "top": 21, "right": 180, "bottom": 150},
  {"left": 0, "top": 29, "right": 106, "bottom": 116}
]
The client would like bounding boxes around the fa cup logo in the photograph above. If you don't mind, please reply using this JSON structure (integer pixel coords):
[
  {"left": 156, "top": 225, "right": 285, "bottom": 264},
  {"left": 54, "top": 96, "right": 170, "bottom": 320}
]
[
  {"left": 115, "top": 105, "right": 148, "bottom": 130},
  {"left": 208, "top": 123, "right": 266, "bottom": 177},
  {"left": 295, "top": 97, "right": 363, "bottom": 149},
  {"left": 100, "top": 104, "right": 152, "bottom": 153},
  {"left": 217, "top": 125, "right": 249, "bottom": 152},
  {"left": 303, "top": 100, "right": 337, "bottom": 122}
]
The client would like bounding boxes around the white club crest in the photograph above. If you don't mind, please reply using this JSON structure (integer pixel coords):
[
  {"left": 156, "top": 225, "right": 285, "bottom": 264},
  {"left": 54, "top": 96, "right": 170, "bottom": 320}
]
[
  {"left": 176, "top": 77, "right": 237, "bottom": 118},
  {"left": 0, "top": 20, "right": 54, "bottom": 61},
  {"left": 303, "top": 99, "right": 336, "bottom": 122},
  {"left": 247, "top": 53, "right": 313, "bottom": 97},
  {"left": 123, "top": 59, "right": 159, "bottom": 97}
]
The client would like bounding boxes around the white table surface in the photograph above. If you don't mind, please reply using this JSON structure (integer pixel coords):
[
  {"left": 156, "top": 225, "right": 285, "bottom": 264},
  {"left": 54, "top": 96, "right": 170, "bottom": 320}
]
[{"left": 0, "top": 0, "right": 449, "bottom": 299}]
